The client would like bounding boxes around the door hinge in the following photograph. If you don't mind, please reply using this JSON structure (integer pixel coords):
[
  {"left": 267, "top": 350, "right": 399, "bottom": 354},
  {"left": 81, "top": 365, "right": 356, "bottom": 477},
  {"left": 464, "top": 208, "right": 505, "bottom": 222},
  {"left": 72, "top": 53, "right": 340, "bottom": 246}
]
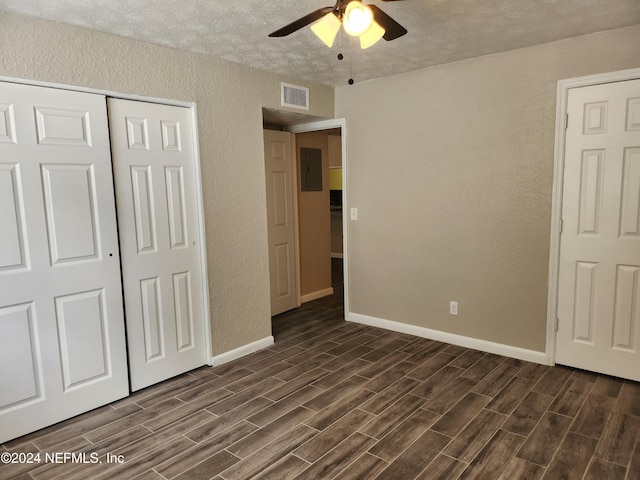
[
  {"left": 560, "top": 219, "right": 563, "bottom": 233},
  {"left": 564, "top": 114, "right": 568, "bottom": 130},
  {"left": 555, "top": 317, "right": 559, "bottom": 332}
]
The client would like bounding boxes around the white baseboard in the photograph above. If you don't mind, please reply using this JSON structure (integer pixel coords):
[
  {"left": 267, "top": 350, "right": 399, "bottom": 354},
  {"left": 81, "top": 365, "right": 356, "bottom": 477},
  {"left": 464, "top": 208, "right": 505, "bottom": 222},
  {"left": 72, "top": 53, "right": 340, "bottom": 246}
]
[
  {"left": 211, "top": 336, "right": 274, "bottom": 366},
  {"left": 347, "top": 312, "right": 549, "bottom": 365},
  {"left": 301, "top": 287, "right": 334, "bottom": 304},
  {"left": 331, "top": 253, "right": 344, "bottom": 259}
]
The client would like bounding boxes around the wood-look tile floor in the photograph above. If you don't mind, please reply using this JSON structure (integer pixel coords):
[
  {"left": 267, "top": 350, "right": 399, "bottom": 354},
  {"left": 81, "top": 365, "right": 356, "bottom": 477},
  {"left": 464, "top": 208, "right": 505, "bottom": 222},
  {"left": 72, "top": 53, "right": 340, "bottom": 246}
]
[{"left": 2, "top": 261, "right": 640, "bottom": 480}]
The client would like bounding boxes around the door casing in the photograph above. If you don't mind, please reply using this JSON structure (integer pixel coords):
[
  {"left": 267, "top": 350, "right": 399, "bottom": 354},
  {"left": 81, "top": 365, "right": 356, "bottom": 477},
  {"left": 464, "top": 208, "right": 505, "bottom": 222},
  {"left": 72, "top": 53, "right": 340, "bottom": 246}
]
[{"left": 547, "top": 67, "right": 640, "bottom": 366}]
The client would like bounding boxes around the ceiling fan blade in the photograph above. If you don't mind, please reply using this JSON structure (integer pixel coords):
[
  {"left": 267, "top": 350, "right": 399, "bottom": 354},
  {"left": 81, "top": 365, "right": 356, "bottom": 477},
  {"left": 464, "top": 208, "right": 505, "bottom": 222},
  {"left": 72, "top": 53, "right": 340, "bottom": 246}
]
[
  {"left": 268, "top": 6, "right": 335, "bottom": 37},
  {"left": 369, "top": 4, "right": 407, "bottom": 41}
]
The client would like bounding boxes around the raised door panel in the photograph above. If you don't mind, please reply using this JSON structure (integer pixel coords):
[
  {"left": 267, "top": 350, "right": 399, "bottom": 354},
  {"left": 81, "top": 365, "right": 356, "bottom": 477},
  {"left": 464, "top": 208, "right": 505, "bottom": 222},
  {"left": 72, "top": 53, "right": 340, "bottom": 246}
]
[
  {"left": 0, "top": 163, "right": 27, "bottom": 272},
  {"left": 173, "top": 272, "right": 194, "bottom": 352},
  {"left": 35, "top": 107, "right": 91, "bottom": 146},
  {"left": 583, "top": 102, "right": 608, "bottom": 135},
  {"left": 571, "top": 262, "right": 597, "bottom": 344},
  {"left": 272, "top": 171, "right": 288, "bottom": 228},
  {"left": 165, "top": 166, "right": 187, "bottom": 249},
  {"left": 0, "top": 303, "right": 42, "bottom": 410},
  {"left": 627, "top": 98, "right": 640, "bottom": 131},
  {"left": 131, "top": 166, "right": 157, "bottom": 254},
  {"left": 578, "top": 150, "right": 604, "bottom": 236},
  {"left": 612, "top": 266, "right": 639, "bottom": 352},
  {"left": 0, "top": 103, "right": 17, "bottom": 143},
  {"left": 55, "top": 290, "right": 110, "bottom": 389},
  {"left": 126, "top": 117, "right": 149, "bottom": 150},
  {"left": 41, "top": 164, "right": 99, "bottom": 264},
  {"left": 274, "top": 243, "right": 292, "bottom": 299},
  {"left": 140, "top": 277, "right": 164, "bottom": 361},
  {"left": 161, "top": 120, "right": 181, "bottom": 152},
  {"left": 619, "top": 148, "right": 640, "bottom": 237}
]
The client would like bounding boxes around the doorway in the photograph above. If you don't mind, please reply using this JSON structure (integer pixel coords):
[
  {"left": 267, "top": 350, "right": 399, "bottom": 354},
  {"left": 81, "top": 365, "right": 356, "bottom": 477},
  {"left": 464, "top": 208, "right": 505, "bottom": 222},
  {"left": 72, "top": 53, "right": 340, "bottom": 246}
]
[
  {"left": 262, "top": 113, "right": 348, "bottom": 325},
  {"left": 548, "top": 69, "right": 640, "bottom": 381}
]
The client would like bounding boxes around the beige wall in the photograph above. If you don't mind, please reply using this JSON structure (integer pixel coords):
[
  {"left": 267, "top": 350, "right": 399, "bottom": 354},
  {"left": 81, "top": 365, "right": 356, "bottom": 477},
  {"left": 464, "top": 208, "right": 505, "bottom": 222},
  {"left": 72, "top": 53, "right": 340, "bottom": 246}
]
[
  {"left": 296, "top": 131, "right": 332, "bottom": 298},
  {"left": 0, "top": 11, "right": 334, "bottom": 356},
  {"left": 336, "top": 24, "right": 640, "bottom": 353}
]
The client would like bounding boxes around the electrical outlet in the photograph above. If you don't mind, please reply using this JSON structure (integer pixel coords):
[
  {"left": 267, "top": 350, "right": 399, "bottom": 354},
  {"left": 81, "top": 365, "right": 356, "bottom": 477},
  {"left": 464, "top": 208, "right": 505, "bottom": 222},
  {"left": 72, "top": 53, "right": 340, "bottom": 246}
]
[{"left": 450, "top": 301, "right": 458, "bottom": 316}]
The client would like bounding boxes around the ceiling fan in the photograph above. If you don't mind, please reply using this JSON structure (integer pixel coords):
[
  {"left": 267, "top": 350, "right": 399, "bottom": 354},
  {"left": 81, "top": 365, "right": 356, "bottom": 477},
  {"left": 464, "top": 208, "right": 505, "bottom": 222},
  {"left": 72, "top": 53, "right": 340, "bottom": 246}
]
[{"left": 268, "top": 0, "right": 407, "bottom": 49}]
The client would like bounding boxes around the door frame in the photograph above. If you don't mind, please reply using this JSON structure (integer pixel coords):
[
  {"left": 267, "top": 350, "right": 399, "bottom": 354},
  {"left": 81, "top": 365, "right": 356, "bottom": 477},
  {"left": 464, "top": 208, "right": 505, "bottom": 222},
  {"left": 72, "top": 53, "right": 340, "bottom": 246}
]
[
  {"left": 546, "top": 67, "right": 640, "bottom": 366},
  {"left": 289, "top": 118, "right": 349, "bottom": 317},
  {"left": 0, "top": 75, "right": 213, "bottom": 367}
]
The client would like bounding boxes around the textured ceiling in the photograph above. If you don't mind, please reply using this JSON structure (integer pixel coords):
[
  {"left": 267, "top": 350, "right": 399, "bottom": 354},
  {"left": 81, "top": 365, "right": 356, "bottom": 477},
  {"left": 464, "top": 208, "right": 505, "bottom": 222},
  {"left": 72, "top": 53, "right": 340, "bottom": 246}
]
[{"left": 1, "top": 0, "right": 639, "bottom": 87}]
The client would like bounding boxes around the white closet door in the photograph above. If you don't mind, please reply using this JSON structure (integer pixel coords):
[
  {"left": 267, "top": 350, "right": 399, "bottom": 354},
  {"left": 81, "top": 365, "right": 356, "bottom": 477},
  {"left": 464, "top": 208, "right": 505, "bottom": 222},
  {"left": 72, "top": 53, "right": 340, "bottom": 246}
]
[
  {"left": 108, "top": 98, "right": 207, "bottom": 391},
  {"left": 0, "top": 82, "right": 128, "bottom": 443}
]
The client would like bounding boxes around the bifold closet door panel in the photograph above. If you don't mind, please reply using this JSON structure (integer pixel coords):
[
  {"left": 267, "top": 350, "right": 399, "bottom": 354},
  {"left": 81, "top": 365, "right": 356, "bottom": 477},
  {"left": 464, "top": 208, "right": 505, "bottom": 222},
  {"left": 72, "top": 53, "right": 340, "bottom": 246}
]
[
  {"left": 107, "top": 98, "right": 207, "bottom": 391},
  {"left": 0, "top": 82, "right": 129, "bottom": 443}
]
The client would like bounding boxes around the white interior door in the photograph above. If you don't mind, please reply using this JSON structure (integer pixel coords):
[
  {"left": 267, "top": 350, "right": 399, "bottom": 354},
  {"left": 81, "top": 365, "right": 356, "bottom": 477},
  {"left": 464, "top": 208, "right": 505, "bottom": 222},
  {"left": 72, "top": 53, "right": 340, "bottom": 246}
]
[
  {"left": 556, "top": 78, "right": 640, "bottom": 381},
  {"left": 264, "top": 130, "right": 298, "bottom": 316},
  {"left": 108, "top": 98, "right": 207, "bottom": 391},
  {"left": 0, "top": 82, "right": 129, "bottom": 443}
]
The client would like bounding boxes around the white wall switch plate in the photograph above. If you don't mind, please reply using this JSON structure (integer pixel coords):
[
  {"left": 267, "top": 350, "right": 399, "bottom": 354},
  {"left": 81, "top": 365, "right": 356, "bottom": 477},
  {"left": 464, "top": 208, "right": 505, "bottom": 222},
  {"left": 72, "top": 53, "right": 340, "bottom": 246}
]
[
  {"left": 450, "top": 301, "right": 458, "bottom": 316},
  {"left": 350, "top": 207, "right": 358, "bottom": 221}
]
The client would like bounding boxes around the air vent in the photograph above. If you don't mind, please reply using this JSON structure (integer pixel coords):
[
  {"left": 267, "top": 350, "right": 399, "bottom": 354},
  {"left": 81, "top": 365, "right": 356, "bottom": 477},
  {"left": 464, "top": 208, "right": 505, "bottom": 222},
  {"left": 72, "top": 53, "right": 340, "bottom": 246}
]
[{"left": 281, "top": 83, "right": 309, "bottom": 110}]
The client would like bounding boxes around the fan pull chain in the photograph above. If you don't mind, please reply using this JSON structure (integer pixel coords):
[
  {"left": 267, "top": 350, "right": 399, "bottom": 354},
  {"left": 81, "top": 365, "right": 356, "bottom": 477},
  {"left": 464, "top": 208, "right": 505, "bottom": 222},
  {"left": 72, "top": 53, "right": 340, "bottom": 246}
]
[
  {"left": 347, "top": 33, "right": 354, "bottom": 85},
  {"left": 336, "top": 28, "right": 354, "bottom": 85}
]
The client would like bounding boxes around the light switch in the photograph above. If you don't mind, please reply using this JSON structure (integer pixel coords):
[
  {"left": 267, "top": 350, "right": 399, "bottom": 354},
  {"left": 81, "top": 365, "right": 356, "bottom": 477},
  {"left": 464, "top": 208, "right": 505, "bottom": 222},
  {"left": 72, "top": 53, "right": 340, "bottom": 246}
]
[{"left": 350, "top": 207, "right": 358, "bottom": 221}]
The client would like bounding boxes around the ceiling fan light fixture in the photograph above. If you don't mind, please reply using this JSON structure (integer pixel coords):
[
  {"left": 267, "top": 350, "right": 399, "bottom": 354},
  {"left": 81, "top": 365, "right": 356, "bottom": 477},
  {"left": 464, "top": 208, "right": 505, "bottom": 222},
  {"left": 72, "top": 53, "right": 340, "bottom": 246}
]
[
  {"left": 310, "top": 12, "right": 341, "bottom": 47},
  {"left": 359, "top": 20, "right": 385, "bottom": 49},
  {"left": 342, "top": 1, "right": 373, "bottom": 37}
]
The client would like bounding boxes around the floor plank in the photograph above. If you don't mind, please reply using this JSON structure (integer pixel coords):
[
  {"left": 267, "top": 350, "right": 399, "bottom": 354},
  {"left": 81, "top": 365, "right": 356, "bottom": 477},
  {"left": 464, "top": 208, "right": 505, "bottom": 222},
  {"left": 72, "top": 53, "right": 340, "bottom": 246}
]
[
  {"left": 516, "top": 411, "right": 573, "bottom": 467},
  {"left": 2, "top": 259, "right": 639, "bottom": 480}
]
